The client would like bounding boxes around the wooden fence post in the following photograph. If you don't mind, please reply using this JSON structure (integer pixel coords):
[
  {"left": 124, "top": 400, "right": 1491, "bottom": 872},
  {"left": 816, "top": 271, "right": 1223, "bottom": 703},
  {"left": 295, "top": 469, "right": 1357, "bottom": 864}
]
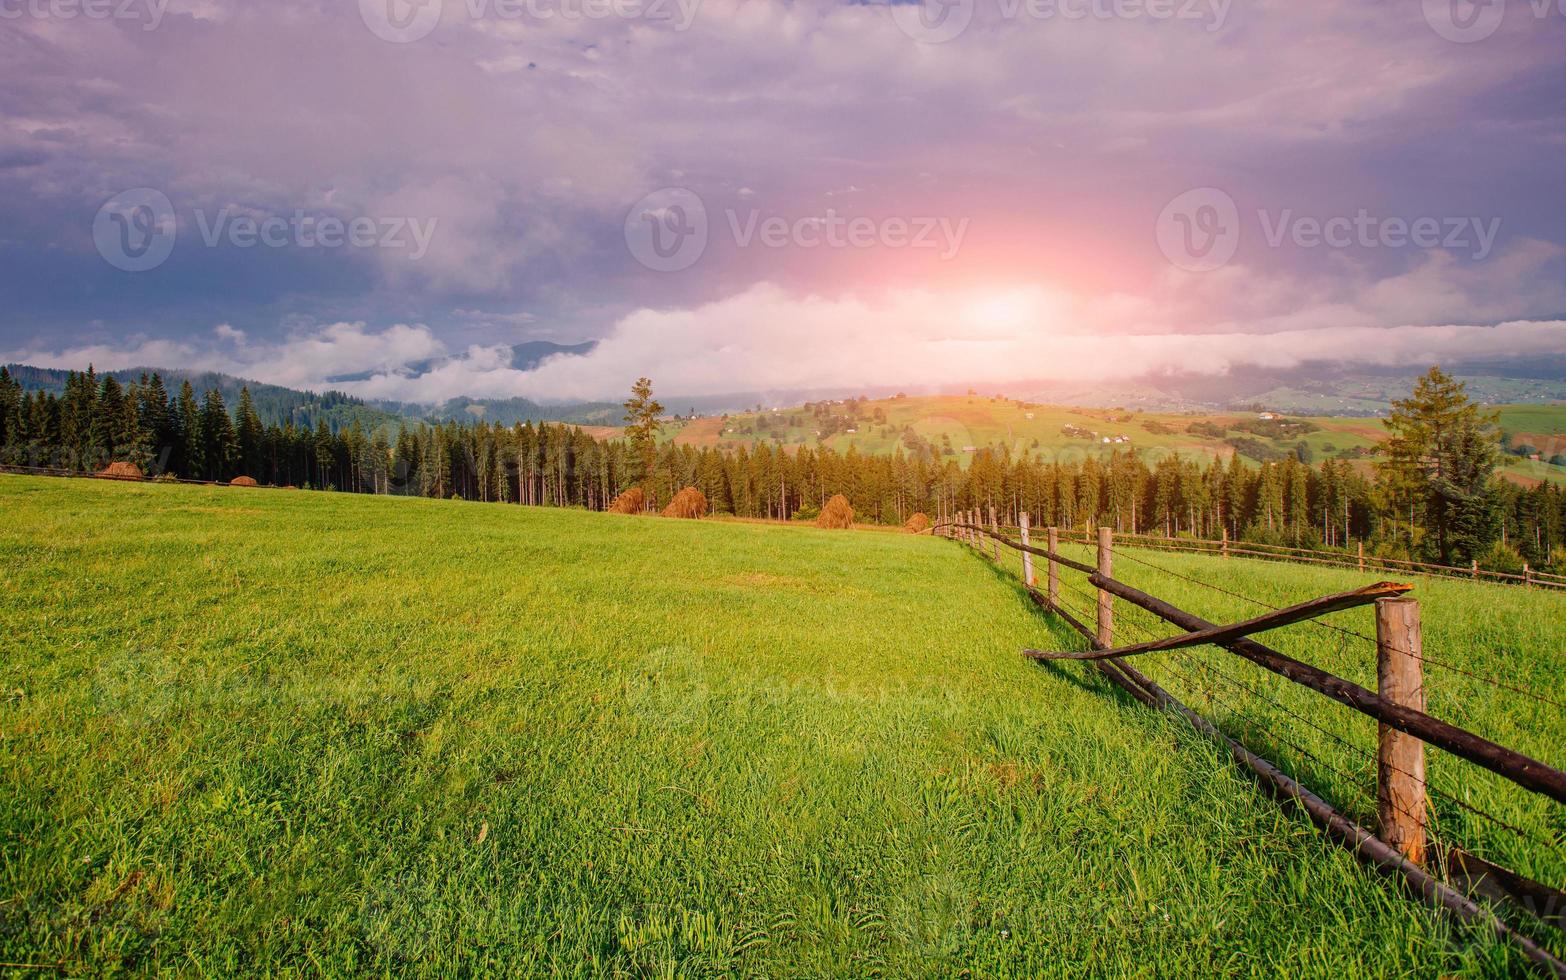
[
  {"left": 989, "top": 505, "right": 999, "bottom": 562},
  {"left": 1097, "top": 527, "right": 1113, "bottom": 649},
  {"left": 1471, "top": 559, "right": 1478, "bottom": 580},
  {"left": 1524, "top": 562, "right": 1533, "bottom": 588},
  {"left": 1376, "top": 597, "right": 1427, "bottom": 866},
  {"left": 1020, "top": 512, "right": 1035, "bottom": 586},
  {"left": 1047, "top": 526, "right": 1060, "bottom": 611},
  {"left": 1358, "top": 540, "right": 1365, "bottom": 572},
  {"left": 1221, "top": 527, "right": 1229, "bottom": 559}
]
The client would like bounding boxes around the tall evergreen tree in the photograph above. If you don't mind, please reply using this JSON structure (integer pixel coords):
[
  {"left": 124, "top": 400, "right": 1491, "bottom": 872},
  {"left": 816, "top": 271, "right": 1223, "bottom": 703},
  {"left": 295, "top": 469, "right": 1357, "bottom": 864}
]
[
  {"left": 622, "top": 377, "right": 664, "bottom": 492},
  {"left": 1381, "top": 366, "right": 1501, "bottom": 563},
  {"left": 235, "top": 387, "right": 265, "bottom": 479},
  {"left": 177, "top": 381, "right": 204, "bottom": 479},
  {"left": 200, "top": 389, "right": 237, "bottom": 481}
]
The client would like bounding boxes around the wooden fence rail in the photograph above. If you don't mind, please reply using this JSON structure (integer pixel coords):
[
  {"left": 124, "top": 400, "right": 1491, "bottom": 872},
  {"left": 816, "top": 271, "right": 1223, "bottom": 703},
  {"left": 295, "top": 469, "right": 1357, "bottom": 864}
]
[
  {"left": 1038, "top": 526, "right": 1566, "bottom": 591},
  {"left": 937, "top": 517, "right": 1566, "bottom": 977}
]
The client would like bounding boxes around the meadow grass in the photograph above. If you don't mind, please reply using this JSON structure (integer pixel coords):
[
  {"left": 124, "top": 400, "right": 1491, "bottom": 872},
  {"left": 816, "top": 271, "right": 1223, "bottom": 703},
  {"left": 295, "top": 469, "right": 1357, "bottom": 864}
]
[{"left": 0, "top": 475, "right": 1558, "bottom": 976}]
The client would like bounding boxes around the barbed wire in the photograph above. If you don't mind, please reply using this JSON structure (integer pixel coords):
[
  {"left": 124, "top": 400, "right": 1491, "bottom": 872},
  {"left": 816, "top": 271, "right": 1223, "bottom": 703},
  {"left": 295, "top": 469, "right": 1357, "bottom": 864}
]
[
  {"left": 1099, "top": 542, "right": 1566, "bottom": 713},
  {"left": 1046, "top": 572, "right": 1560, "bottom": 854}
]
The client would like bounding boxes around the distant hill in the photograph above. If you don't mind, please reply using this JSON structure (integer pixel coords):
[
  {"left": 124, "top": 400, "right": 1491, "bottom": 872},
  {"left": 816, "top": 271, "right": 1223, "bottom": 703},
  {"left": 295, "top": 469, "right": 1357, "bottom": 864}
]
[
  {"left": 5, "top": 363, "right": 412, "bottom": 435},
  {"left": 4, "top": 362, "right": 619, "bottom": 434},
  {"left": 670, "top": 393, "right": 1565, "bottom": 485},
  {"left": 1027, "top": 364, "right": 1566, "bottom": 415}
]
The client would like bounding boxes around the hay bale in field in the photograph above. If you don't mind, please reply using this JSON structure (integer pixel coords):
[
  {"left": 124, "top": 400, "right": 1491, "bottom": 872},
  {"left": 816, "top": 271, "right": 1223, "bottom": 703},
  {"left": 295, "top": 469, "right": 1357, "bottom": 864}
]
[
  {"left": 96, "top": 461, "right": 143, "bottom": 480},
  {"left": 816, "top": 494, "right": 854, "bottom": 530},
  {"left": 661, "top": 486, "right": 708, "bottom": 519},
  {"left": 230, "top": 475, "right": 259, "bottom": 487},
  {"left": 904, "top": 512, "right": 930, "bottom": 534},
  {"left": 607, "top": 486, "right": 646, "bottom": 514}
]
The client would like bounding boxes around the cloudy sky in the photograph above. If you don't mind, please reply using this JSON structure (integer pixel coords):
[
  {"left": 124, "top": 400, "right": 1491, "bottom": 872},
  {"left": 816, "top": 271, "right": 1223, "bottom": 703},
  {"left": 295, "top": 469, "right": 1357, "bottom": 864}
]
[{"left": 2, "top": 0, "right": 1563, "bottom": 402}]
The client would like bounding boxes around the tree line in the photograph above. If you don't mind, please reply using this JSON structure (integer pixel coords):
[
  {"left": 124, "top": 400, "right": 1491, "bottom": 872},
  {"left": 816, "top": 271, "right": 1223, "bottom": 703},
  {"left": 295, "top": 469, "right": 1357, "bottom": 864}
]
[{"left": 2, "top": 365, "right": 1561, "bottom": 573}]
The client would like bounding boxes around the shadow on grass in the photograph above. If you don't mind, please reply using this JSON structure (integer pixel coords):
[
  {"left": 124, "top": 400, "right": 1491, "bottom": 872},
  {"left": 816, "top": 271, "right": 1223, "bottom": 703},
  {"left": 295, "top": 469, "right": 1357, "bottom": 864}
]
[{"left": 959, "top": 548, "right": 1153, "bottom": 712}]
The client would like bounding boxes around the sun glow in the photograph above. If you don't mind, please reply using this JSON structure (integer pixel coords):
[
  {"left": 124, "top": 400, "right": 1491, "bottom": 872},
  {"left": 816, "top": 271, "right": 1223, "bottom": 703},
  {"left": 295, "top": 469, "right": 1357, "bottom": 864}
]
[{"left": 963, "top": 290, "right": 1041, "bottom": 332}]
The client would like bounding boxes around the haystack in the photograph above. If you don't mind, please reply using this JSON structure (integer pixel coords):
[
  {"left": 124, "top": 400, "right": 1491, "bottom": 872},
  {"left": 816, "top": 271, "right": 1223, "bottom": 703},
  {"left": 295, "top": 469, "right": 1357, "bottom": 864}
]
[
  {"left": 96, "top": 461, "right": 143, "bottom": 480},
  {"left": 230, "top": 475, "right": 259, "bottom": 487},
  {"left": 607, "top": 486, "right": 646, "bottom": 514},
  {"left": 904, "top": 512, "right": 931, "bottom": 534},
  {"left": 661, "top": 486, "right": 708, "bottom": 519},
  {"left": 816, "top": 494, "right": 854, "bottom": 530}
]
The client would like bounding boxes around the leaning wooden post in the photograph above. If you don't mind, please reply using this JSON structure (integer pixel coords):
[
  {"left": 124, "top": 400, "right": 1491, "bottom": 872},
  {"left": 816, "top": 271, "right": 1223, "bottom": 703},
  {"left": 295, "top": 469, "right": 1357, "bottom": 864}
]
[
  {"left": 1020, "top": 512, "right": 1035, "bottom": 586},
  {"left": 1376, "top": 597, "right": 1427, "bottom": 866},
  {"left": 1047, "top": 526, "right": 1060, "bottom": 611},
  {"left": 989, "top": 504, "right": 999, "bottom": 562},
  {"left": 1097, "top": 527, "right": 1113, "bottom": 648}
]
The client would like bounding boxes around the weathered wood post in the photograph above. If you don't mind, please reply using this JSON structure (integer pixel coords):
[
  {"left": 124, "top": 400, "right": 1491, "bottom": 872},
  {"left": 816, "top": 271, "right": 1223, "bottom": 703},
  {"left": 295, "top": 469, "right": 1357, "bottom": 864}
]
[
  {"left": 989, "top": 504, "right": 999, "bottom": 562},
  {"left": 1524, "top": 562, "right": 1533, "bottom": 588},
  {"left": 1471, "top": 559, "right": 1479, "bottom": 580},
  {"left": 1376, "top": 597, "right": 1427, "bottom": 866},
  {"left": 1047, "top": 526, "right": 1060, "bottom": 611},
  {"left": 1097, "top": 527, "right": 1113, "bottom": 649},
  {"left": 1221, "top": 527, "right": 1229, "bottom": 560},
  {"left": 1020, "top": 512, "right": 1035, "bottom": 586},
  {"left": 1358, "top": 540, "right": 1366, "bottom": 572}
]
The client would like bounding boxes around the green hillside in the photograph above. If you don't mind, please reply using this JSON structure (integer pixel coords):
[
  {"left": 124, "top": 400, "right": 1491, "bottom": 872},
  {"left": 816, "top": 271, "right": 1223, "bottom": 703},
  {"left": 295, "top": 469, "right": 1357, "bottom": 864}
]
[
  {"left": 680, "top": 394, "right": 1566, "bottom": 484},
  {"left": 1, "top": 475, "right": 1552, "bottom": 974}
]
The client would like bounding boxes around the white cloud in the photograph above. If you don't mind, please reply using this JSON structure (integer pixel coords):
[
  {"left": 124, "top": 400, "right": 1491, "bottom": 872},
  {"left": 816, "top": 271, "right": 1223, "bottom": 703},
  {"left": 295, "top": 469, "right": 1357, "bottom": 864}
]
[{"left": 9, "top": 242, "right": 1564, "bottom": 403}]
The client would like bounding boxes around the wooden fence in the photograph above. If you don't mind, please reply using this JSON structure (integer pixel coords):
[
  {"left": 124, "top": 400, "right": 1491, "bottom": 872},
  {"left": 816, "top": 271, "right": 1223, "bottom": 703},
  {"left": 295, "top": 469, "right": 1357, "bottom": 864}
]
[
  {"left": 1045, "top": 526, "right": 1566, "bottom": 591},
  {"left": 939, "top": 512, "right": 1566, "bottom": 977}
]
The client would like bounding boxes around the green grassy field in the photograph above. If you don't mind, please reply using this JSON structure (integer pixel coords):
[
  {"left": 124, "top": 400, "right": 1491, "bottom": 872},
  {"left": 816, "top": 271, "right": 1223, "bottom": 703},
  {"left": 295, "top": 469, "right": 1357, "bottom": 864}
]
[{"left": 2, "top": 476, "right": 1562, "bottom": 975}]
